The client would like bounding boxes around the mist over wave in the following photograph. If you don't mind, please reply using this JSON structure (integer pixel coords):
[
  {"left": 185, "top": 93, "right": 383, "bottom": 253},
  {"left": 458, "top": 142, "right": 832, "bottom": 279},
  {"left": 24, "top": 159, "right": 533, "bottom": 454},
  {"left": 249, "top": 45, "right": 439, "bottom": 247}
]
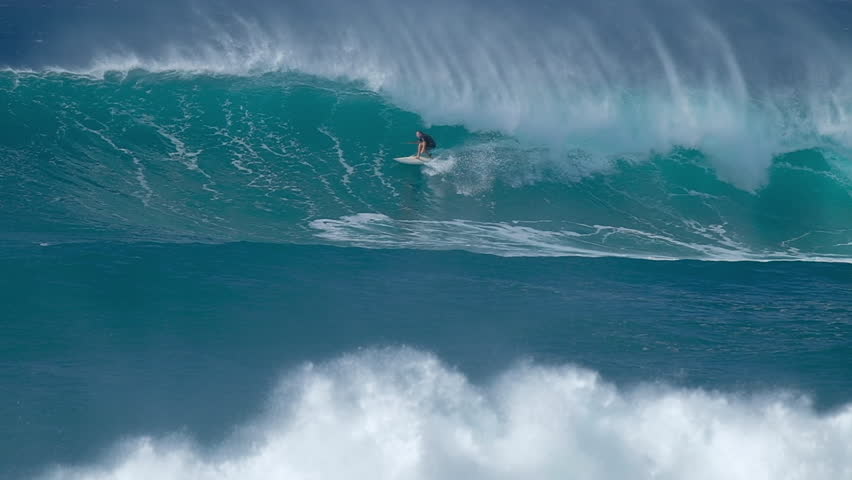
[
  {"left": 4, "top": 0, "right": 852, "bottom": 259},
  {"left": 41, "top": 348, "right": 852, "bottom": 480},
  {"left": 8, "top": 0, "right": 852, "bottom": 187}
]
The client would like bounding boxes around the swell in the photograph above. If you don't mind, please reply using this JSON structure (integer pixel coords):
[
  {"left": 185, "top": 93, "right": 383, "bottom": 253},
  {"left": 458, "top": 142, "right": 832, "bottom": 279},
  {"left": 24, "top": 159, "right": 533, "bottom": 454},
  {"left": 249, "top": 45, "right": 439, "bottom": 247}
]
[{"left": 1, "top": 71, "right": 851, "bottom": 260}]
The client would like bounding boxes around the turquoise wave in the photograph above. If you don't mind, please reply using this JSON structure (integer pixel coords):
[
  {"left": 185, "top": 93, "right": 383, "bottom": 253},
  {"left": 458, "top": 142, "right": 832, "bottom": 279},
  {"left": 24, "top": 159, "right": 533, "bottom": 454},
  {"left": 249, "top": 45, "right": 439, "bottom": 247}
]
[{"left": 1, "top": 71, "right": 851, "bottom": 260}]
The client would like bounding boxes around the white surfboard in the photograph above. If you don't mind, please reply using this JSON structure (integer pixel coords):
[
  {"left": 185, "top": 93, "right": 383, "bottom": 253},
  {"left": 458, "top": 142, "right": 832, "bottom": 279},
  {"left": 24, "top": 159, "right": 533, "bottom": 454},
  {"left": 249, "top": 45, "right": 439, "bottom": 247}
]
[{"left": 393, "top": 155, "right": 430, "bottom": 165}]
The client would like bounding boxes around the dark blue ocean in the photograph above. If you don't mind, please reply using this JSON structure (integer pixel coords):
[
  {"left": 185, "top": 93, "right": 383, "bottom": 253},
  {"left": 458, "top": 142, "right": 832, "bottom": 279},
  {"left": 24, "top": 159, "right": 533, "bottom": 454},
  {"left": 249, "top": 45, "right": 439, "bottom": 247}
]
[{"left": 2, "top": 1, "right": 852, "bottom": 479}]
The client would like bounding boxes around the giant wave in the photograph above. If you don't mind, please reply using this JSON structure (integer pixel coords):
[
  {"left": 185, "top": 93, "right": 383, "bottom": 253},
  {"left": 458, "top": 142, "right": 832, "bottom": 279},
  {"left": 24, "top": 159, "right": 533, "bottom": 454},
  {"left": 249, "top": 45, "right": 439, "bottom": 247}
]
[
  {"left": 1, "top": 70, "right": 851, "bottom": 261},
  {"left": 4, "top": 0, "right": 852, "bottom": 260}
]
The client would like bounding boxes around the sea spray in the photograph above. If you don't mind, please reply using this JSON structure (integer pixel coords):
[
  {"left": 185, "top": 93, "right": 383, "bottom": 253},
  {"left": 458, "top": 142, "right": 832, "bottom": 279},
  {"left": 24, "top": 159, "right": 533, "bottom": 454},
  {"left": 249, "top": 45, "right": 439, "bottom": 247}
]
[{"left": 42, "top": 348, "right": 852, "bottom": 480}]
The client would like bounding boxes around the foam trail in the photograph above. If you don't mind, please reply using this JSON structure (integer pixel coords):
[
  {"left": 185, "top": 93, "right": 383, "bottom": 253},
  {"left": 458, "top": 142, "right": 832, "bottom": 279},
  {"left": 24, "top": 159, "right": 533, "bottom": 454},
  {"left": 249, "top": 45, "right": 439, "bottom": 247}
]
[
  {"left": 309, "top": 214, "right": 852, "bottom": 263},
  {"left": 42, "top": 348, "right": 852, "bottom": 480},
  {"left": 70, "top": 119, "right": 154, "bottom": 207}
]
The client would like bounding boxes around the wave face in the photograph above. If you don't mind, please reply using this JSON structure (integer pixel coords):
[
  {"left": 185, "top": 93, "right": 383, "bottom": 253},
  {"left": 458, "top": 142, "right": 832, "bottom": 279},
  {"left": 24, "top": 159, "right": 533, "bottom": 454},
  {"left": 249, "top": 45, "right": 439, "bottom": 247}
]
[
  {"left": 2, "top": 70, "right": 852, "bottom": 260},
  {"left": 41, "top": 348, "right": 852, "bottom": 480}
]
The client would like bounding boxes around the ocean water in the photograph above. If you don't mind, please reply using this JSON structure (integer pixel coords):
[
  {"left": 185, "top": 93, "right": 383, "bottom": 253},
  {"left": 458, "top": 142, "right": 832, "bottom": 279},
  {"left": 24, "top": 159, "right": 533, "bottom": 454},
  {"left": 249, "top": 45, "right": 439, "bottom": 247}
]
[{"left": 2, "top": 1, "right": 852, "bottom": 479}]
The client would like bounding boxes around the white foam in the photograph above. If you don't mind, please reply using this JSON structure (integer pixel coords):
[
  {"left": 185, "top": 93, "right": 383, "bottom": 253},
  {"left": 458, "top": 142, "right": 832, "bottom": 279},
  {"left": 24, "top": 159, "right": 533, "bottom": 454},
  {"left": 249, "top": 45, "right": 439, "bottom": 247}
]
[
  {"left": 372, "top": 145, "right": 401, "bottom": 198},
  {"left": 309, "top": 213, "right": 852, "bottom": 263},
  {"left": 41, "top": 348, "right": 852, "bottom": 480},
  {"left": 318, "top": 126, "right": 356, "bottom": 186}
]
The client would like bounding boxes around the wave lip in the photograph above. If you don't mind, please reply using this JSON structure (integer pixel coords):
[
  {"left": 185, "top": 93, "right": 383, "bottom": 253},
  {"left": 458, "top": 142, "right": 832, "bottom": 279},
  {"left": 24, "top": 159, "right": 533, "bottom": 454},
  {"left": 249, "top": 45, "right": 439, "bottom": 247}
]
[{"left": 42, "top": 348, "right": 852, "bottom": 480}]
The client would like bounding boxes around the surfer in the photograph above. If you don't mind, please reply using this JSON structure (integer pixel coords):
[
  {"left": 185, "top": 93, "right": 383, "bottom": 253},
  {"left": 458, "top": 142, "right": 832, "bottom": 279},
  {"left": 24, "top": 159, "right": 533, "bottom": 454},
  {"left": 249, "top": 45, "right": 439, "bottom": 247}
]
[{"left": 415, "top": 131, "right": 436, "bottom": 159}]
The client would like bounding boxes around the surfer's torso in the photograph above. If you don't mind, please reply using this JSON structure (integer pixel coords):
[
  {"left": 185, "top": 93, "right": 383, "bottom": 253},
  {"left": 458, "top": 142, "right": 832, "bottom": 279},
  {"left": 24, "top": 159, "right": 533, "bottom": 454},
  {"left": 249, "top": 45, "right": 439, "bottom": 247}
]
[{"left": 419, "top": 133, "right": 436, "bottom": 149}]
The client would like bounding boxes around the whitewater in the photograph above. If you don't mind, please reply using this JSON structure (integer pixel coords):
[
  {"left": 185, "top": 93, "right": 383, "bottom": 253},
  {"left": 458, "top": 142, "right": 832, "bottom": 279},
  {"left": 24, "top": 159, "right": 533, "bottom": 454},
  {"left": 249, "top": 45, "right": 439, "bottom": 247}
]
[
  {"left": 40, "top": 348, "right": 852, "bottom": 480},
  {"left": 2, "top": 1, "right": 852, "bottom": 479}
]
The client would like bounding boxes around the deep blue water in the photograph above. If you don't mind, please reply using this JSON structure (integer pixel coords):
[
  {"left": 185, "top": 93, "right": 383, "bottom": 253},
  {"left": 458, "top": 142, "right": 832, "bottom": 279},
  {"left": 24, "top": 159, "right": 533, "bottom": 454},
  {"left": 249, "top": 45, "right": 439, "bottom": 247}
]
[{"left": 3, "top": 242, "right": 852, "bottom": 479}]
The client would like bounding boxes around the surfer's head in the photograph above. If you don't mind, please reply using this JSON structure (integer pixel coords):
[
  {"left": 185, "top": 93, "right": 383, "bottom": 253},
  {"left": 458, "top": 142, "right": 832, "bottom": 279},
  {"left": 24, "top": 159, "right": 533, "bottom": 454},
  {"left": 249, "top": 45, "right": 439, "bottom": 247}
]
[{"left": 416, "top": 131, "right": 423, "bottom": 138}]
